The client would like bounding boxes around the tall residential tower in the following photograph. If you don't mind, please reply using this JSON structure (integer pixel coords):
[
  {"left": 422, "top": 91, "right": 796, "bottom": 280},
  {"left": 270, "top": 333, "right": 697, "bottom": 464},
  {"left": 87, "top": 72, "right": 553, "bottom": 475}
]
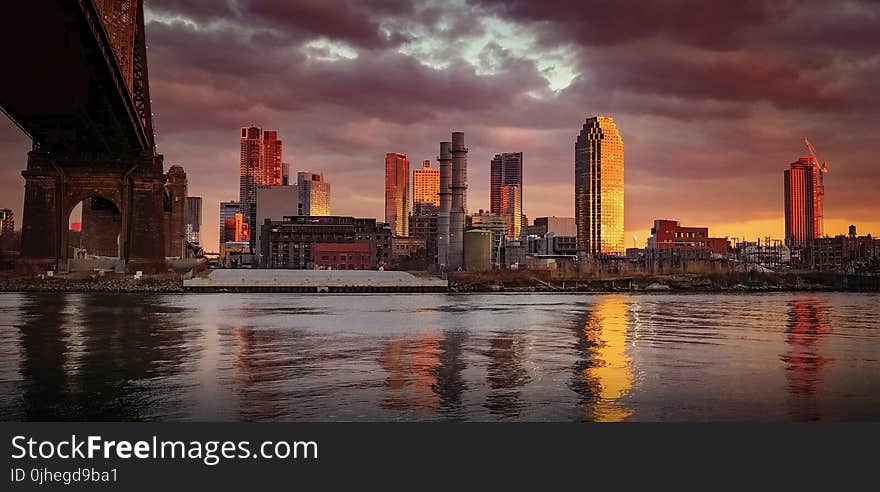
[
  {"left": 385, "top": 152, "right": 410, "bottom": 236},
  {"left": 784, "top": 157, "right": 821, "bottom": 251},
  {"left": 490, "top": 152, "right": 523, "bottom": 218},
  {"left": 240, "top": 126, "right": 283, "bottom": 248},
  {"left": 575, "top": 116, "right": 624, "bottom": 256}
]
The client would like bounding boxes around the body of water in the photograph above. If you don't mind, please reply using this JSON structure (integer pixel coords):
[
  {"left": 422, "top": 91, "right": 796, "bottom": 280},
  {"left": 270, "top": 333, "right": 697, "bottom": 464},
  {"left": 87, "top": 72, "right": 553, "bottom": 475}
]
[{"left": 1, "top": 292, "right": 878, "bottom": 421}]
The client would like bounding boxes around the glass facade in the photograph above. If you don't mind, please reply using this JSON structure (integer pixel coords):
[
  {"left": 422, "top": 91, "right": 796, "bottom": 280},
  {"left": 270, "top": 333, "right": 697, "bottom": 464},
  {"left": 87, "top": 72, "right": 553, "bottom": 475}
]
[
  {"left": 575, "top": 116, "right": 624, "bottom": 256},
  {"left": 385, "top": 152, "right": 410, "bottom": 237},
  {"left": 297, "top": 172, "right": 331, "bottom": 216}
]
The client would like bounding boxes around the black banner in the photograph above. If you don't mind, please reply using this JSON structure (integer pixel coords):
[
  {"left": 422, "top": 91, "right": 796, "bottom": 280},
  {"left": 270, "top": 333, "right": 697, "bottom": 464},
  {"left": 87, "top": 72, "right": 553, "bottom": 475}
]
[{"left": 2, "top": 423, "right": 876, "bottom": 490}]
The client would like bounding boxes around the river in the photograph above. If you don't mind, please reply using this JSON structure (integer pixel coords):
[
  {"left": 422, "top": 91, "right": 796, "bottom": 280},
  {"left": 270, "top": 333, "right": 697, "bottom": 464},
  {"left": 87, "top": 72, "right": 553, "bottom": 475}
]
[{"left": 0, "top": 292, "right": 878, "bottom": 421}]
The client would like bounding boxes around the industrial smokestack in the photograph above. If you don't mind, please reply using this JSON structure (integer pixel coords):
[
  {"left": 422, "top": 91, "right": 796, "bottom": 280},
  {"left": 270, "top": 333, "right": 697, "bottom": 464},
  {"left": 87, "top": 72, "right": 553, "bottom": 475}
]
[
  {"left": 437, "top": 141, "right": 452, "bottom": 270},
  {"left": 449, "top": 131, "right": 467, "bottom": 270}
]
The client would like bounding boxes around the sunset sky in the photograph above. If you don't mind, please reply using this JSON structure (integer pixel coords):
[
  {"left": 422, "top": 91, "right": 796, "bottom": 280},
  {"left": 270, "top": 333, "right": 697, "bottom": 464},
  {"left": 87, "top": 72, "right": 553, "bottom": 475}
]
[{"left": 1, "top": 0, "right": 878, "bottom": 251}]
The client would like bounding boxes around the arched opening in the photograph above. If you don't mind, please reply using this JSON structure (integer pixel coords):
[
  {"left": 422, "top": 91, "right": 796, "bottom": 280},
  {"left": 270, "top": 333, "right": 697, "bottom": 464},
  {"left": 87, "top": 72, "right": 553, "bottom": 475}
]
[{"left": 66, "top": 197, "right": 122, "bottom": 260}]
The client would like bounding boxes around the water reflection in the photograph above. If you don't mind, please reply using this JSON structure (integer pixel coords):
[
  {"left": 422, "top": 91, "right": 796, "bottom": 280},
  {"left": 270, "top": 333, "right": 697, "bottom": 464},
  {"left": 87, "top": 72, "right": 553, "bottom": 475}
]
[
  {"left": 228, "top": 325, "right": 290, "bottom": 421},
  {"left": 378, "top": 336, "right": 440, "bottom": 411},
  {"left": 17, "top": 294, "right": 71, "bottom": 420},
  {"left": 3, "top": 292, "right": 879, "bottom": 422},
  {"left": 16, "top": 294, "right": 195, "bottom": 421},
  {"left": 782, "top": 298, "right": 829, "bottom": 421},
  {"left": 431, "top": 330, "right": 468, "bottom": 420},
  {"left": 482, "top": 332, "right": 531, "bottom": 418},
  {"left": 570, "top": 296, "right": 633, "bottom": 422}
]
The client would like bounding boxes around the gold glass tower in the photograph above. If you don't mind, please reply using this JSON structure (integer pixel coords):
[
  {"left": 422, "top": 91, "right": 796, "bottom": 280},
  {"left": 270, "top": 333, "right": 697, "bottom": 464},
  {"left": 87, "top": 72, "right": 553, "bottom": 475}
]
[
  {"left": 575, "top": 116, "right": 624, "bottom": 256},
  {"left": 413, "top": 160, "right": 440, "bottom": 208}
]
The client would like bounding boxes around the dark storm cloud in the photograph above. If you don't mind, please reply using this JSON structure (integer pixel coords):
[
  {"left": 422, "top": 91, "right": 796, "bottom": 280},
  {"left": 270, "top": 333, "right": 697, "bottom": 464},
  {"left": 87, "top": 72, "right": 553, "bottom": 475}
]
[{"left": 474, "top": 0, "right": 785, "bottom": 49}]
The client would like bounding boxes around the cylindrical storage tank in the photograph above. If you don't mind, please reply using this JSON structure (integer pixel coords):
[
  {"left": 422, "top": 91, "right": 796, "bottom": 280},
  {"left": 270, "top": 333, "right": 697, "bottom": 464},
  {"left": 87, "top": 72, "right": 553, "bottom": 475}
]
[{"left": 464, "top": 229, "right": 493, "bottom": 272}]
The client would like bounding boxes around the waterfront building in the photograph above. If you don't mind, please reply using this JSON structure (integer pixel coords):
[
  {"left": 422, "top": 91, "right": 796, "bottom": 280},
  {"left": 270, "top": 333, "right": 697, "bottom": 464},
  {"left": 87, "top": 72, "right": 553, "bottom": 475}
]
[
  {"left": 260, "top": 216, "right": 391, "bottom": 269},
  {"left": 385, "top": 152, "right": 410, "bottom": 237},
  {"left": 219, "top": 201, "right": 241, "bottom": 245},
  {"left": 314, "top": 242, "right": 372, "bottom": 270},
  {"left": 413, "top": 160, "right": 440, "bottom": 209},
  {"left": 575, "top": 116, "right": 624, "bottom": 256},
  {"left": 391, "top": 236, "right": 427, "bottom": 262},
  {"left": 255, "top": 185, "right": 299, "bottom": 257},
  {"left": 500, "top": 185, "right": 522, "bottom": 238},
  {"left": 410, "top": 213, "right": 438, "bottom": 259},
  {"left": 811, "top": 226, "right": 880, "bottom": 272},
  {"left": 297, "top": 172, "right": 331, "bottom": 216},
  {"left": 184, "top": 197, "right": 202, "bottom": 246},
  {"left": 647, "top": 219, "right": 729, "bottom": 256},
  {"left": 784, "top": 157, "right": 821, "bottom": 257},
  {"left": 526, "top": 217, "right": 577, "bottom": 238},
  {"left": 527, "top": 233, "right": 578, "bottom": 256},
  {"left": 490, "top": 152, "right": 523, "bottom": 219}
]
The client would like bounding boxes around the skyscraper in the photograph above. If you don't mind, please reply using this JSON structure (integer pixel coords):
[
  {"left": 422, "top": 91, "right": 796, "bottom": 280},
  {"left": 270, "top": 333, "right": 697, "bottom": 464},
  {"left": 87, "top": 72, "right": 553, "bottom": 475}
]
[
  {"left": 413, "top": 160, "right": 440, "bottom": 209},
  {"left": 500, "top": 185, "right": 522, "bottom": 238},
  {"left": 240, "top": 126, "right": 263, "bottom": 238},
  {"left": 784, "top": 157, "right": 821, "bottom": 252},
  {"left": 240, "top": 126, "right": 283, "bottom": 248},
  {"left": 575, "top": 116, "right": 624, "bottom": 256},
  {"left": 297, "top": 172, "right": 331, "bottom": 216},
  {"left": 184, "top": 197, "right": 202, "bottom": 246},
  {"left": 490, "top": 152, "right": 523, "bottom": 218},
  {"left": 385, "top": 152, "right": 410, "bottom": 236}
]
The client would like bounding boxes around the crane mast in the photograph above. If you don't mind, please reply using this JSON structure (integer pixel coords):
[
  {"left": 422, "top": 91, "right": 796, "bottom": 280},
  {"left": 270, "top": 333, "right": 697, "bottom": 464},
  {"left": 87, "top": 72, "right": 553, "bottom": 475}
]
[{"left": 803, "top": 136, "right": 828, "bottom": 237}]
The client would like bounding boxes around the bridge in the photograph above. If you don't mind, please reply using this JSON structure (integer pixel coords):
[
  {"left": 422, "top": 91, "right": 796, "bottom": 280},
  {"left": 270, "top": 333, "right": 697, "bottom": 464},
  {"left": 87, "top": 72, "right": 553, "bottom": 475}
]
[{"left": 0, "top": 0, "right": 186, "bottom": 272}]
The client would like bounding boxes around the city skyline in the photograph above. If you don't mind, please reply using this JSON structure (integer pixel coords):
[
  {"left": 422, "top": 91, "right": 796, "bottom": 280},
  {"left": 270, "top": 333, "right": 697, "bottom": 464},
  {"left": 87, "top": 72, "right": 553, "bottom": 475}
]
[{"left": 0, "top": 0, "right": 878, "bottom": 252}]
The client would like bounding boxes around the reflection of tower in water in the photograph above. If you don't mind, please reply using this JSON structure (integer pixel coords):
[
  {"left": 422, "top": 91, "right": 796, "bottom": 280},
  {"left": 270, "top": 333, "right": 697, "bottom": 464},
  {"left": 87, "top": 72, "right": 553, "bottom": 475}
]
[
  {"left": 483, "top": 332, "right": 531, "bottom": 418},
  {"left": 570, "top": 296, "right": 633, "bottom": 422},
  {"left": 16, "top": 294, "right": 71, "bottom": 420},
  {"left": 783, "top": 298, "right": 829, "bottom": 421},
  {"left": 230, "top": 326, "right": 289, "bottom": 421},
  {"left": 431, "top": 330, "right": 469, "bottom": 419},
  {"left": 378, "top": 335, "right": 441, "bottom": 411}
]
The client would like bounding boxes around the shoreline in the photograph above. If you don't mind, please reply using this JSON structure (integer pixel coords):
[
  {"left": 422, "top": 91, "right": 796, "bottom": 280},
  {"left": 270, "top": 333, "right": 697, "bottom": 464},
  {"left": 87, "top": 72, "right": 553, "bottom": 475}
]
[{"left": 1, "top": 270, "right": 878, "bottom": 294}]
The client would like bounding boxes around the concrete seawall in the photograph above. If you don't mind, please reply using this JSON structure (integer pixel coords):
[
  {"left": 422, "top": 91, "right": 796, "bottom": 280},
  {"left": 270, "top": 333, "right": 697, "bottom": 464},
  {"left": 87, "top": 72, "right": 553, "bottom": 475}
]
[{"left": 184, "top": 270, "right": 449, "bottom": 293}]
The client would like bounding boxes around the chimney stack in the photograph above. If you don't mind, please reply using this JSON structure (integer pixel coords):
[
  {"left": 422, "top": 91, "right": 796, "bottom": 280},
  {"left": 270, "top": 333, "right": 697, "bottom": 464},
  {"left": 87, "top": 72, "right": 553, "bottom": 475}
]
[
  {"left": 449, "top": 131, "right": 467, "bottom": 270},
  {"left": 437, "top": 141, "right": 452, "bottom": 269}
]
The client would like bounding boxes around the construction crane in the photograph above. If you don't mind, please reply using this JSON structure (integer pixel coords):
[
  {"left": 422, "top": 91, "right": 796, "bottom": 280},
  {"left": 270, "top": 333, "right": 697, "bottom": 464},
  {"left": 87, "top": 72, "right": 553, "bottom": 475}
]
[{"left": 803, "top": 136, "right": 828, "bottom": 236}]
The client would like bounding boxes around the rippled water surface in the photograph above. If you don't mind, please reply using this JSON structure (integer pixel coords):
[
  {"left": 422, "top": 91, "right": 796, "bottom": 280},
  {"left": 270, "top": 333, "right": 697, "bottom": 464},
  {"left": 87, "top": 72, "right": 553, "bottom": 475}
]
[{"left": 0, "top": 292, "right": 878, "bottom": 421}]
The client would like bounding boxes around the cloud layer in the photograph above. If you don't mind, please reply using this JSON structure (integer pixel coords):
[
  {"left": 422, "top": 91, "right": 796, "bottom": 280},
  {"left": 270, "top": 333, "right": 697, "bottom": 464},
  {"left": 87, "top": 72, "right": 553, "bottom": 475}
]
[{"left": 1, "top": 0, "right": 877, "bottom": 250}]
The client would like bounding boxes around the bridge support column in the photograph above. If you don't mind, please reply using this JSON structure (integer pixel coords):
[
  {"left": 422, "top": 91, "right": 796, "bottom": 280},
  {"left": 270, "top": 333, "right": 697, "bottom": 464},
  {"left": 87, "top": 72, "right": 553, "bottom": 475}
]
[{"left": 19, "top": 152, "right": 64, "bottom": 272}]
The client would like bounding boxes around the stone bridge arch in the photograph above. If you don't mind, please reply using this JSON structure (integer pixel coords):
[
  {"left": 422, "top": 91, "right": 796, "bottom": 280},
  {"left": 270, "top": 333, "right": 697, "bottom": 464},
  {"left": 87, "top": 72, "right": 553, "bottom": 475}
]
[{"left": 19, "top": 151, "right": 168, "bottom": 271}]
